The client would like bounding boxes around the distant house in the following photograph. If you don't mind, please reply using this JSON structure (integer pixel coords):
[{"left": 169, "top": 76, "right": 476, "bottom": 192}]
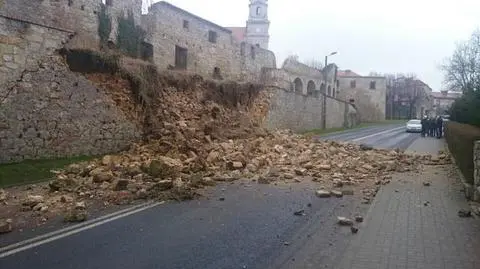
[{"left": 432, "top": 90, "right": 462, "bottom": 115}]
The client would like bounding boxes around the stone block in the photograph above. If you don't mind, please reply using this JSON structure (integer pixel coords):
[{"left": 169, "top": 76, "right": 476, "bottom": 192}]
[
  {"left": 0, "top": 44, "right": 13, "bottom": 54},
  {"left": 3, "top": 54, "right": 12, "bottom": 62},
  {"left": 44, "top": 38, "right": 61, "bottom": 50},
  {"left": 4, "top": 61, "right": 18, "bottom": 70},
  {"left": 14, "top": 53, "right": 26, "bottom": 65},
  {"left": 25, "top": 33, "right": 44, "bottom": 43}
]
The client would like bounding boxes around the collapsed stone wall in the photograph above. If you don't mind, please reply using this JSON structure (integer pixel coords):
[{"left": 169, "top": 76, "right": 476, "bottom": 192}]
[
  {"left": 143, "top": 2, "right": 276, "bottom": 82},
  {"left": 0, "top": 55, "right": 141, "bottom": 163}
]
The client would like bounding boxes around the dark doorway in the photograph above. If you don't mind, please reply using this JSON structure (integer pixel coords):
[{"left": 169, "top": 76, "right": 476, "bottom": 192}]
[
  {"left": 175, "top": 45, "right": 187, "bottom": 70},
  {"left": 141, "top": 42, "right": 154, "bottom": 62}
]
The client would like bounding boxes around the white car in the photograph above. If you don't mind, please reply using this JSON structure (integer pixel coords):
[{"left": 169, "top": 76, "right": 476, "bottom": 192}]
[{"left": 406, "top": 119, "right": 422, "bottom": 133}]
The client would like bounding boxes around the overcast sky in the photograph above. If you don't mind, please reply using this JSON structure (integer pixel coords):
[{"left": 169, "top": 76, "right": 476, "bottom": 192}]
[{"left": 147, "top": 0, "right": 480, "bottom": 91}]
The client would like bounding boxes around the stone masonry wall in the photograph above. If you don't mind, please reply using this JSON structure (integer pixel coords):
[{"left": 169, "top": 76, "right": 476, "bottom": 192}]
[
  {"left": 264, "top": 87, "right": 357, "bottom": 132},
  {"left": 143, "top": 2, "right": 276, "bottom": 82},
  {"left": 0, "top": 0, "right": 143, "bottom": 50},
  {"left": 338, "top": 76, "right": 386, "bottom": 122},
  {"left": 0, "top": 16, "right": 73, "bottom": 92},
  {"left": 473, "top": 141, "right": 480, "bottom": 202},
  {"left": 0, "top": 55, "right": 141, "bottom": 163}
]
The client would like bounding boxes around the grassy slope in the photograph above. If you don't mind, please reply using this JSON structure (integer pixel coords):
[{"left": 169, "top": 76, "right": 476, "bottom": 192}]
[{"left": 0, "top": 156, "right": 96, "bottom": 188}]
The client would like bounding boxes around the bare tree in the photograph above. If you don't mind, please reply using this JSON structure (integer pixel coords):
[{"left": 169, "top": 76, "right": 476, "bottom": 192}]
[
  {"left": 384, "top": 73, "right": 423, "bottom": 119},
  {"left": 441, "top": 29, "right": 480, "bottom": 93},
  {"left": 304, "top": 59, "right": 324, "bottom": 70}
]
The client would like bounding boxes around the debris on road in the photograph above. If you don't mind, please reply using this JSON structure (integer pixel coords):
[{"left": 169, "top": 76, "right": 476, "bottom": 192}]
[
  {"left": 458, "top": 209, "right": 473, "bottom": 218},
  {"left": 351, "top": 226, "right": 359, "bottom": 233},
  {"left": 342, "top": 189, "right": 354, "bottom": 196},
  {"left": 316, "top": 190, "right": 331, "bottom": 198},
  {"left": 423, "top": 182, "right": 431, "bottom": 186},
  {"left": 330, "top": 190, "right": 343, "bottom": 198},
  {"left": 0, "top": 71, "right": 452, "bottom": 229},
  {"left": 0, "top": 218, "right": 13, "bottom": 234},
  {"left": 355, "top": 215, "right": 364, "bottom": 222},
  {"left": 293, "top": 210, "right": 306, "bottom": 216},
  {"left": 283, "top": 241, "right": 290, "bottom": 246},
  {"left": 337, "top": 217, "right": 354, "bottom": 226}
]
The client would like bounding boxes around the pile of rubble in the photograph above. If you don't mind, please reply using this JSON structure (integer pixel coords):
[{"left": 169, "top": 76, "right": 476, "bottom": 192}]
[
  {"left": 0, "top": 129, "right": 451, "bottom": 229},
  {"left": 0, "top": 69, "right": 452, "bottom": 232}
]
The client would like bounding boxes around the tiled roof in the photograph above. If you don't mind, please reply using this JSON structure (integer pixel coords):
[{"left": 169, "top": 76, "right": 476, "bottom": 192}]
[
  {"left": 431, "top": 91, "right": 462, "bottom": 99},
  {"left": 226, "top": 27, "right": 246, "bottom": 42},
  {"left": 338, "top": 70, "right": 360, "bottom": 77},
  {"left": 152, "top": 1, "right": 232, "bottom": 33}
]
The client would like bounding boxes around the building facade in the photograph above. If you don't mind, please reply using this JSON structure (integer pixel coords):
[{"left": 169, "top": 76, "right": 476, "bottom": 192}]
[
  {"left": 337, "top": 72, "right": 387, "bottom": 122},
  {"left": 385, "top": 78, "right": 434, "bottom": 119},
  {"left": 432, "top": 90, "right": 462, "bottom": 115}
]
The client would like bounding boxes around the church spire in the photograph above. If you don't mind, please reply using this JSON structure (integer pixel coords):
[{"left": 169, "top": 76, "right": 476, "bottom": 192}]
[{"left": 246, "top": 0, "right": 270, "bottom": 49}]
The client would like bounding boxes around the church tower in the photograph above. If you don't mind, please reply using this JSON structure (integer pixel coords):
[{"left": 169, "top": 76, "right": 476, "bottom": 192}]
[{"left": 245, "top": 0, "right": 270, "bottom": 49}]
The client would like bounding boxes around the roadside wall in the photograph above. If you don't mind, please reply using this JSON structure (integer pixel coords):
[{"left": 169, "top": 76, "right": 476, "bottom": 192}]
[
  {"left": 0, "top": 16, "right": 73, "bottom": 94},
  {"left": 474, "top": 141, "right": 480, "bottom": 201},
  {"left": 264, "top": 87, "right": 358, "bottom": 132},
  {"left": 0, "top": 0, "right": 143, "bottom": 89},
  {"left": 0, "top": 55, "right": 141, "bottom": 164}
]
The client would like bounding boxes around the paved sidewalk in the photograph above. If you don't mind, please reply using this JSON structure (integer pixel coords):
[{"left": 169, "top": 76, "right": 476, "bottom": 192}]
[{"left": 336, "top": 139, "right": 480, "bottom": 269}]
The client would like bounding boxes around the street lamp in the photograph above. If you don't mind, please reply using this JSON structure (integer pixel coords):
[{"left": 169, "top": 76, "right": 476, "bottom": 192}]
[{"left": 324, "top": 51, "right": 337, "bottom": 67}]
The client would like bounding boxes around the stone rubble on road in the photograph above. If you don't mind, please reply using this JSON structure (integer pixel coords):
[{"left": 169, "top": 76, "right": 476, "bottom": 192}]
[
  {"left": 337, "top": 217, "right": 354, "bottom": 226},
  {"left": 0, "top": 75, "right": 453, "bottom": 230}
]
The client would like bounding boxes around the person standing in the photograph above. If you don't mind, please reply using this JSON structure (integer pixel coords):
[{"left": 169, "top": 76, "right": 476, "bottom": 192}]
[
  {"left": 425, "top": 117, "right": 431, "bottom": 137},
  {"left": 437, "top": 116, "right": 444, "bottom": 138},
  {"left": 420, "top": 117, "right": 426, "bottom": 137}
]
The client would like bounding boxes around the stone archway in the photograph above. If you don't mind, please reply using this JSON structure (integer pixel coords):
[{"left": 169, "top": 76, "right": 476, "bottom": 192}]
[
  {"left": 307, "top": 80, "right": 316, "bottom": 95},
  {"left": 294, "top": 78, "right": 303, "bottom": 93},
  {"left": 320, "top": 83, "right": 326, "bottom": 94},
  {"left": 327, "top": 85, "right": 332, "bottom": 96}
]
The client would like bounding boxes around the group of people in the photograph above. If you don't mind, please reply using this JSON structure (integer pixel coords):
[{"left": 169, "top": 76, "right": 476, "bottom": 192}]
[{"left": 421, "top": 116, "right": 444, "bottom": 138}]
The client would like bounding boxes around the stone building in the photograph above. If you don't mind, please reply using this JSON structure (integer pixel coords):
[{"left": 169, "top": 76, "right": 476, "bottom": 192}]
[
  {"left": 142, "top": 1, "right": 276, "bottom": 81},
  {"left": 337, "top": 71, "right": 387, "bottom": 122},
  {"left": 262, "top": 58, "right": 358, "bottom": 132},
  {"left": 227, "top": 0, "right": 270, "bottom": 50},
  {"left": 0, "top": 0, "right": 358, "bottom": 163},
  {"left": 432, "top": 90, "right": 462, "bottom": 116},
  {"left": 385, "top": 78, "right": 434, "bottom": 119}
]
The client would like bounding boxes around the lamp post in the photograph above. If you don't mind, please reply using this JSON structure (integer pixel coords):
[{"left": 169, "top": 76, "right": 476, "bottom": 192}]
[
  {"left": 324, "top": 51, "right": 337, "bottom": 68},
  {"left": 321, "top": 51, "right": 337, "bottom": 130}
]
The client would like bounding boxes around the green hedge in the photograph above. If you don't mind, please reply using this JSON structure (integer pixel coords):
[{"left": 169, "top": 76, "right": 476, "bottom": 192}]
[{"left": 445, "top": 121, "right": 480, "bottom": 184}]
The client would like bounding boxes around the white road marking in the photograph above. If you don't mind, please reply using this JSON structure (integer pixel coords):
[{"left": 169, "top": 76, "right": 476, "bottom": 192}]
[
  {"left": 350, "top": 126, "right": 404, "bottom": 142},
  {"left": 0, "top": 201, "right": 158, "bottom": 253},
  {"left": 0, "top": 201, "right": 164, "bottom": 258}
]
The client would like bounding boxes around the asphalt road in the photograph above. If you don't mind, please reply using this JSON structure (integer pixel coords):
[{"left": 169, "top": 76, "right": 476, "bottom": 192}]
[
  {"left": 0, "top": 124, "right": 421, "bottom": 269},
  {"left": 319, "top": 123, "right": 420, "bottom": 150}
]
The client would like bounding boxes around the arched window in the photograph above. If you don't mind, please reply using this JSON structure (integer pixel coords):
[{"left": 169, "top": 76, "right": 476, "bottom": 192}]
[
  {"left": 307, "top": 80, "right": 316, "bottom": 96},
  {"left": 256, "top": 7, "right": 261, "bottom": 15},
  {"left": 294, "top": 78, "right": 303, "bottom": 93}
]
